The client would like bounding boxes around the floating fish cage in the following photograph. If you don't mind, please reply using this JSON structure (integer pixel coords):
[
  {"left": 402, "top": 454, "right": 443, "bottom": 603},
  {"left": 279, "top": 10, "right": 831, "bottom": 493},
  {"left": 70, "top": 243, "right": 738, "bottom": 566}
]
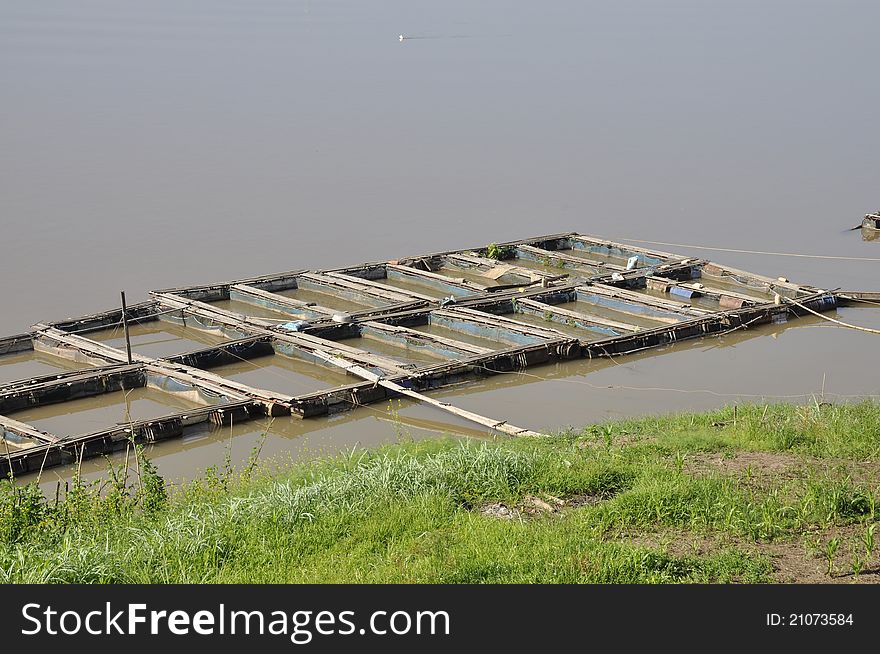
[{"left": 1, "top": 231, "right": 873, "bottom": 476}]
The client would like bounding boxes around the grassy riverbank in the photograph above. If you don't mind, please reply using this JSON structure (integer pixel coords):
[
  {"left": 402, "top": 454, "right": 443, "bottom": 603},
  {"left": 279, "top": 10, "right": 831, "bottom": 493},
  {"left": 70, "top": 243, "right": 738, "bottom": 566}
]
[{"left": 2, "top": 401, "right": 879, "bottom": 583}]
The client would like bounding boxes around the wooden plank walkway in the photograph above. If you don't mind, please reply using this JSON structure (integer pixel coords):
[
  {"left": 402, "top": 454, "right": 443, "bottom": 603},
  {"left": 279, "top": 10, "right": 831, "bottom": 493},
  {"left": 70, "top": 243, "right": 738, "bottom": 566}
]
[{"left": 0, "top": 230, "right": 861, "bottom": 476}]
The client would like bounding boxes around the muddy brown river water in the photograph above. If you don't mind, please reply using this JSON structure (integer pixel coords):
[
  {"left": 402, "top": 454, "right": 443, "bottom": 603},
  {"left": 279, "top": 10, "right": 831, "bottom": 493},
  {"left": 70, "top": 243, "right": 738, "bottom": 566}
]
[{"left": 1, "top": 1, "right": 878, "bottom": 486}]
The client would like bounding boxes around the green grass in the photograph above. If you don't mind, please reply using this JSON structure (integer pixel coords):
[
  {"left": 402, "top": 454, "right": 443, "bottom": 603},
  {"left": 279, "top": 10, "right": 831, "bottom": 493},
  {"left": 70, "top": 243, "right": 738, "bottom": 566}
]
[{"left": 1, "top": 401, "right": 879, "bottom": 583}]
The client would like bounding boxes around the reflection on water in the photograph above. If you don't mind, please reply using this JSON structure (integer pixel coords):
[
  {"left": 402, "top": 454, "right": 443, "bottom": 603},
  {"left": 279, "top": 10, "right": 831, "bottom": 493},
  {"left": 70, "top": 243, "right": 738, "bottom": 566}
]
[
  {"left": 0, "top": 350, "right": 87, "bottom": 384},
  {"left": 12, "top": 386, "right": 206, "bottom": 439}
]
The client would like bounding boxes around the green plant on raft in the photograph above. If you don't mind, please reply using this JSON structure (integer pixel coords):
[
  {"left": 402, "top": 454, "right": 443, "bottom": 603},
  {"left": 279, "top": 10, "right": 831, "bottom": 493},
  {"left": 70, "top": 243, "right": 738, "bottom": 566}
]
[{"left": 485, "top": 243, "right": 512, "bottom": 260}]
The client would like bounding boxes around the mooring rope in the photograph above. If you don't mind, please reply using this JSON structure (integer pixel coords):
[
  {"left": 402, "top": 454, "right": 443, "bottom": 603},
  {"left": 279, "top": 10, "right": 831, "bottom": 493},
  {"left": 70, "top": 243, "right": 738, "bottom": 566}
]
[
  {"left": 617, "top": 238, "right": 880, "bottom": 263},
  {"left": 783, "top": 297, "right": 880, "bottom": 335}
]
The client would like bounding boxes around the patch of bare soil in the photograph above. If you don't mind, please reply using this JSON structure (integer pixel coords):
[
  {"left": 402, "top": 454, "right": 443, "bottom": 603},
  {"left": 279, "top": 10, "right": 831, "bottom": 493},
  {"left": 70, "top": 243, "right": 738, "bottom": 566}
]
[
  {"left": 685, "top": 451, "right": 802, "bottom": 478},
  {"left": 774, "top": 523, "right": 880, "bottom": 584},
  {"left": 622, "top": 529, "right": 725, "bottom": 558},
  {"left": 618, "top": 524, "right": 880, "bottom": 584},
  {"left": 836, "top": 460, "right": 880, "bottom": 486},
  {"left": 684, "top": 451, "right": 880, "bottom": 495}
]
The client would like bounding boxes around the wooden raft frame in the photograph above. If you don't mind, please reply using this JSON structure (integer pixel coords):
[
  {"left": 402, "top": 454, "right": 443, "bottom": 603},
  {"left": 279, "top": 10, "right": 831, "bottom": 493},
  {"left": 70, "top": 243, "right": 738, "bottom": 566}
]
[{"left": 0, "top": 231, "right": 860, "bottom": 476}]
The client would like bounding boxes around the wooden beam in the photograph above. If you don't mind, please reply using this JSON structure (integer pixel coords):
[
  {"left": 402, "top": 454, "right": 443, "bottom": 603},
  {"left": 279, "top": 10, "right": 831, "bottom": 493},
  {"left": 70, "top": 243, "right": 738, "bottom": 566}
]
[
  {"left": 359, "top": 321, "right": 494, "bottom": 358},
  {"left": 230, "top": 284, "right": 339, "bottom": 319},
  {"left": 309, "top": 349, "right": 543, "bottom": 437},
  {"left": 444, "top": 252, "right": 547, "bottom": 284},
  {"left": 516, "top": 244, "right": 616, "bottom": 272},
  {"left": 384, "top": 381, "right": 544, "bottom": 437},
  {"left": 299, "top": 272, "right": 417, "bottom": 305},
  {"left": 319, "top": 263, "right": 387, "bottom": 281},
  {"left": 323, "top": 271, "right": 438, "bottom": 302},
  {"left": 1, "top": 415, "right": 59, "bottom": 444},
  {"left": 645, "top": 276, "right": 763, "bottom": 307},
  {"left": 386, "top": 264, "right": 487, "bottom": 295},
  {"left": 516, "top": 298, "right": 642, "bottom": 335},
  {"left": 0, "top": 363, "right": 126, "bottom": 393},
  {"left": 453, "top": 284, "right": 580, "bottom": 312},
  {"left": 837, "top": 291, "right": 880, "bottom": 305},
  {"left": 431, "top": 307, "right": 566, "bottom": 344},
  {"left": 234, "top": 270, "right": 306, "bottom": 293},
  {"left": 577, "top": 284, "right": 708, "bottom": 319},
  {"left": 588, "top": 261, "right": 704, "bottom": 287},
  {"left": 0, "top": 364, "right": 146, "bottom": 414},
  {"left": 700, "top": 262, "right": 803, "bottom": 298},
  {"left": 231, "top": 284, "right": 431, "bottom": 325},
  {"left": 149, "top": 283, "right": 230, "bottom": 302},
  {"left": 0, "top": 333, "right": 34, "bottom": 356}
]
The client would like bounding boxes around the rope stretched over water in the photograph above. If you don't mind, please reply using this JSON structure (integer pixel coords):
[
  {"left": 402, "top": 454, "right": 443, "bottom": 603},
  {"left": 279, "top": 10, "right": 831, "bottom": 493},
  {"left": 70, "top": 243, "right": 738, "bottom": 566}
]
[
  {"left": 617, "top": 238, "right": 880, "bottom": 262},
  {"left": 783, "top": 297, "right": 880, "bottom": 335}
]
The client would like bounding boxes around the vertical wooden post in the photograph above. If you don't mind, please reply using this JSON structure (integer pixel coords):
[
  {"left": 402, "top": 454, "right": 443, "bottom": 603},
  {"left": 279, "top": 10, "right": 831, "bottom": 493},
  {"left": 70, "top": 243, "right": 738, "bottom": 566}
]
[{"left": 120, "top": 291, "right": 133, "bottom": 365}]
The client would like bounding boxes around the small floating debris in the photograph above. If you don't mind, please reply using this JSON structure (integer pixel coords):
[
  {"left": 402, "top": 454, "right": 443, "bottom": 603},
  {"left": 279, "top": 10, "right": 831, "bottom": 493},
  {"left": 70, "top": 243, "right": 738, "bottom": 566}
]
[
  {"left": 280, "top": 320, "right": 310, "bottom": 332},
  {"left": 848, "top": 210, "right": 879, "bottom": 235}
]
